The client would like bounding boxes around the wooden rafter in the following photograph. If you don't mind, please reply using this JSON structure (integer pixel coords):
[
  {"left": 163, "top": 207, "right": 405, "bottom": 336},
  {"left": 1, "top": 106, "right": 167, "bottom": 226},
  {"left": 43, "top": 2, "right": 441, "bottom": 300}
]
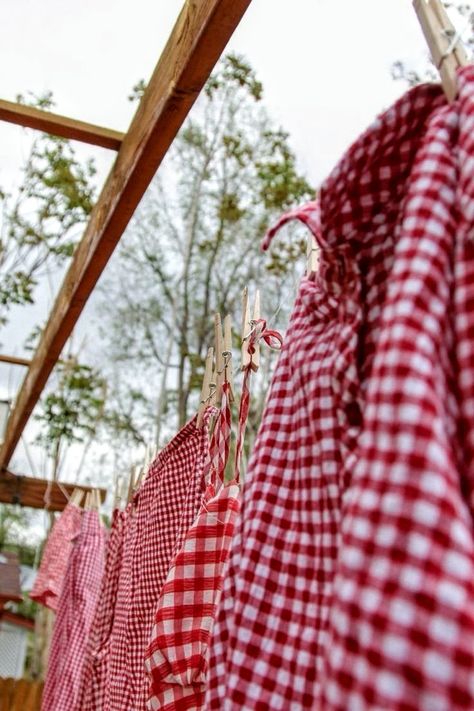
[
  {"left": 0, "top": 98, "right": 124, "bottom": 150},
  {"left": 0, "top": 0, "right": 252, "bottom": 471},
  {"left": 0, "top": 354, "right": 32, "bottom": 367},
  {"left": 0, "top": 471, "right": 106, "bottom": 512}
]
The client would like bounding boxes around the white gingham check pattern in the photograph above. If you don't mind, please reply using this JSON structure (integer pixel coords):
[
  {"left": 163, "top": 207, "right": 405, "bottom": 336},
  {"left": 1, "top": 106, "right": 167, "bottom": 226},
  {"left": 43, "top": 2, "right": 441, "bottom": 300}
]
[
  {"left": 77, "top": 506, "right": 128, "bottom": 711},
  {"left": 207, "top": 68, "right": 474, "bottom": 710},
  {"left": 145, "top": 481, "right": 240, "bottom": 711},
  {"left": 104, "top": 415, "right": 212, "bottom": 711},
  {"left": 41, "top": 510, "right": 106, "bottom": 711},
  {"left": 30, "top": 501, "right": 82, "bottom": 611}
]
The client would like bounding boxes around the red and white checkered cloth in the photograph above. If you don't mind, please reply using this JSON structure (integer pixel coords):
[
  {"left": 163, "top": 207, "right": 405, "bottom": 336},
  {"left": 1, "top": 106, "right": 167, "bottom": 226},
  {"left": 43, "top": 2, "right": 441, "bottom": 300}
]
[
  {"left": 77, "top": 506, "right": 129, "bottom": 711},
  {"left": 41, "top": 510, "right": 106, "bottom": 711},
  {"left": 207, "top": 67, "right": 474, "bottom": 710},
  {"left": 145, "top": 384, "right": 239, "bottom": 711},
  {"left": 30, "top": 501, "right": 82, "bottom": 610},
  {"left": 103, "top": 415, "right": 213, "bottom": 711},
  {"left": 145, "top": 480, "right": 240, "bottom": 711},
  {"left": 208, "top": 382, "right": 232, "bottom": 488}
]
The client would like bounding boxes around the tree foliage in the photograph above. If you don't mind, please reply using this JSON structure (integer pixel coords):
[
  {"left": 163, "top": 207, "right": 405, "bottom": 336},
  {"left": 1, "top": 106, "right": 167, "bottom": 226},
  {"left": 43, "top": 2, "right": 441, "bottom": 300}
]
[
  {"left": 100, "top": 54, "right": 314, "bottom": 444},
  {"left": 0, "top": 92, "right": 96, "bottom": 328},
  {"left": 34, "top": 361, "right": 106, "bottom": 478}
]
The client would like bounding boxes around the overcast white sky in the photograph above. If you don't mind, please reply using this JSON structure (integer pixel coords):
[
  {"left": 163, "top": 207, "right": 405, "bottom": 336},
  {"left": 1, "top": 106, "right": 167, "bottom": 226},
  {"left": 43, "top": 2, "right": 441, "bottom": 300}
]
[
  {"left": 1, "top": 0, "right": 429, "bottom": 187},
  {"left": 0, "top": 0, "right": 439, "bottom": 477}
]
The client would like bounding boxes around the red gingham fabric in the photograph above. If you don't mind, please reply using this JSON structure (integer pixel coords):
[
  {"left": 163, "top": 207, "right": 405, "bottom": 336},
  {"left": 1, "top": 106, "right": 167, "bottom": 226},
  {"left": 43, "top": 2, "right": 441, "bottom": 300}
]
[
  {"left": 145, "top": 479, "right": 240, "bottom": 711},
  {"left": 145, "top": 329, "right": 282, "bottom": 710},
  {"left": 30, "top": 501, "right": 82, "bottom": 610},
  {"left": 209, "top": 382, "right": 232, "bottom": 485},
  {"left": 103, "top": 415, "right": 212, "bottom": 711},
  {"left": 207, "top": 67, "right": 474, "bottom": 710},
  {"left": 41, "top": 510, "right": 106, "bottom": 711},
  {"left": 77, "top": 506, "right": 129, "bottom": 711},
  {"left": 145, "top": 385, "right": 237, "bottom": 710},
  {"left": 261, "top": 199, "right": 321, "bottom": 251}
]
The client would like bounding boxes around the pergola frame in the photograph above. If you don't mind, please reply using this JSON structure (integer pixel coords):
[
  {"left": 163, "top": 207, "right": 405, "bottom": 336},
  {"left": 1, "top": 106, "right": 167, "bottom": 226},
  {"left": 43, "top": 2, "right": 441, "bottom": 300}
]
[{"left": 0, "top": 0, "right": 252, "bottom": 477}]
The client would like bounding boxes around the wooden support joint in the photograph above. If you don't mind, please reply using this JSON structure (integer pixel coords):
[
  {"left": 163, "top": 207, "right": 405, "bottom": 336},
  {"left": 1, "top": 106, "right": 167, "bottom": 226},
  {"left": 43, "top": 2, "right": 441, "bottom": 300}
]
[{"left": 0, "top": 99, "right": 124, "bottom": 150}]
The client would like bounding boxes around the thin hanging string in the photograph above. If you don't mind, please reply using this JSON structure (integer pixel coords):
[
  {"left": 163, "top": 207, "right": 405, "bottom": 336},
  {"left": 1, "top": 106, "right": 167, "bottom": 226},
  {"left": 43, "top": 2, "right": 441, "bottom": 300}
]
[
  {"left": 57, "top": 481, "right": 71, "bottom": 504},
  {"left": 234, "top": 319, "right": 283, "bottom": 483}
]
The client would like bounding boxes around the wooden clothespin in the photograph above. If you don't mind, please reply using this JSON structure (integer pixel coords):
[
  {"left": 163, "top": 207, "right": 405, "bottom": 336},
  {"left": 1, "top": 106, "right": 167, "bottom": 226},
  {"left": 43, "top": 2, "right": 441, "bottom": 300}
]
[
  {"left": 69, "top": 488, "right": 84, "bottom": 508},
  {"left": 306, "top": 233, "right": 319, "bottom": 277},
  {"left": 223, "top": 314, "right": 234, "bottom": 401},
  {"left": 214, "top": 313, "right": 225, "bottom": 404},
  {"left": 113, "top": 473, "right": 122, "bottom": 509},
  {"left": 197, "top": 347, "right": 215, "bottom": 427},
  {"left": 127, "top": 465, "right": 137, "bottom": 504},
  {"left": 94, "top": 489, "right": 101, "bottom": 512},
  {"left": 241, "top": 288, "right": 261, "bottom": 372},
  {"left": 120, "top": 474, "right": 129, "bottom": 507},
  {"left": 135, "top": 442, "right": 152, "bottom": 492},
  {"left": 84, "top": 492, "right": 91, "bottom": 511},
  {"left": 87, "top": 490, "right": 99, "bottom": 512},
  {"left": 414, "top": 0, "right": 468, "bottom": 101},
  {"left": 214, "top": 312, "right": 235, "bottom": 404}
]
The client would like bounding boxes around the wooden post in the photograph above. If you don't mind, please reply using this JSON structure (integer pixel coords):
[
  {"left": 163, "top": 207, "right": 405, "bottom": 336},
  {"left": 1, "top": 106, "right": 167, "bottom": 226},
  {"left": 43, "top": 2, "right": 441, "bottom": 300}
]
[{"left": 0, "top": 0, "right": 252, "bottom": 471}]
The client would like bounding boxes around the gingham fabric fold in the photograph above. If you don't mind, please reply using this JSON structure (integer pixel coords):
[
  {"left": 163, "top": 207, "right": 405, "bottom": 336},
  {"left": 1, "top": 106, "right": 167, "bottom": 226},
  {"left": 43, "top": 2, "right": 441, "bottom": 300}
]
[
  {"left": 208, "top": 383, "right": 232, "bottom": 486},
  {"left": 103, "top": 415, "right": 212, "bottom": 711},
  {"left": 207, "top": 67, "right": 474, "bottom": 710},
  {"left": 145, "top": 387, "right": 237, "bottom": 711},
  {"left": 41, "top": 510, "right": 106, "bottom": 711},
  {"left": 145, "top": 328, "right": 283, "bottom": 710},
  {"left": 77, "top": 506, "right": 129, "bottom": 711},
  {"left": 30, "top": 501, "right": 82, "bottom": 611},
  {"left": 145, "top": 480, "right": 240, "bottom": 710}
]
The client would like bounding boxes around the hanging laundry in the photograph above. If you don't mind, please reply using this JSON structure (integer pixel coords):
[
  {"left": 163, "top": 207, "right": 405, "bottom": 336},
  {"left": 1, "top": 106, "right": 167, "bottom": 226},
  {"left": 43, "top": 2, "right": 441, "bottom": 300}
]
[
  {"left": 77, "top": 505, "right": 129, "bottom": 711},
  {"left": 145, "top": 384, "right": 240, "bottom": 711},
  {"left": 30, "top": 499, "right": 82, "bottom": 611},
  {"left": 103, "top": 414, "right": 214, "bottom": 711},
  {"left": 207, "top": 67, "right": 474, "bottom": 711},
  {"left": 41, "top": 509, "right": 106, "bottom": 711},
  {"left": 145, "top": 316, "right": 282, "bottom": 711}
]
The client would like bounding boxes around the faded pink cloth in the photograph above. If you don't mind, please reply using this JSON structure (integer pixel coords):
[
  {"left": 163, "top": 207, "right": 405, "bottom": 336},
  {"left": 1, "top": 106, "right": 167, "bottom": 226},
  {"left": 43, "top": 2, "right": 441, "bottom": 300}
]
[{"left": 30, "top": 502, "right": 82, "bottom": 610}]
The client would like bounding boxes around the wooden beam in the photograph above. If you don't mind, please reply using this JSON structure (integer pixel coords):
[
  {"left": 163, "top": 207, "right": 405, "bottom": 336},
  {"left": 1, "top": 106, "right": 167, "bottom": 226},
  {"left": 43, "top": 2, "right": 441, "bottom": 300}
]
[
  {"left": 0, "top": 98, "right": 124, "bottom": 150},
  {"left": 0, "top": 354, "right": 32, "bottom": 367},
  {"left": 0, "top": 471, "right": 106, "bottom": 512},
  {"left": 0, "top": 609, "right": 35, "bottom": 631},
  {"left": 0, "top": 0, "right": 252, "bottom": 471}
]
